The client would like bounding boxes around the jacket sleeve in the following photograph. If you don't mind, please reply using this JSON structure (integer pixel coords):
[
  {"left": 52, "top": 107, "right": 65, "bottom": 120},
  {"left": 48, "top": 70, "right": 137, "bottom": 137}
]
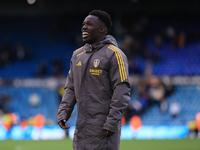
[
  {"left": 57, "top": 59, "right": 76, "bottom": 123},
  {"left": 103, "top": 48, "right": 130, "bottom": 132}
]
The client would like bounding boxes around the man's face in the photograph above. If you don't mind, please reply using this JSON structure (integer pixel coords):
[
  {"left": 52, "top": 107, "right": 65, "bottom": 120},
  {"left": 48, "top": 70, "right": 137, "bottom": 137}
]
[{"left": 81, "top": 15, "right": 104, "bottom": 44}]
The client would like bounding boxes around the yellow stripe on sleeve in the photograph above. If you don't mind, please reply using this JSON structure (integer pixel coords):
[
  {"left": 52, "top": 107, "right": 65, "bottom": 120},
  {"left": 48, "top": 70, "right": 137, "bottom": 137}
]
[
  {"left": 108, "top": 46, "right": 123, "bottom": 82},
  {"left": 114, "top": 46, "right": 127, "bottom": 79},
  {"left": 115, "top": 47, "right": 126, "bottom": 81},
  {"left": 110, "top": 45, "right": 127, "bottom": 81},
  {"left": 108, "top": 45, "right": 127, "bottom": 82}
]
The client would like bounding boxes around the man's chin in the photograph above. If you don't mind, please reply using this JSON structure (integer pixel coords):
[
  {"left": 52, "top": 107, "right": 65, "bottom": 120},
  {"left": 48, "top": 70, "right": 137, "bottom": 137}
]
[
  {"left": 82, "top": 38, "right": 87, "bottom": 43},
  {"left": 82, "top": 39, "right": 91, "bottom": 44}
]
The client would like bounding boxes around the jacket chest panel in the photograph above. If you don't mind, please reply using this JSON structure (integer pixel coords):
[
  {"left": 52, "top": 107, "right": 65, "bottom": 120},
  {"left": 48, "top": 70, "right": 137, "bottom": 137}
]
[
  {"left": 74, "top": 51, "right": 109, "bottom": 77},
  {"left": 73, "top": 52, "right": 92, "bottom": 72},
  {"left": 87, "top": 51, "right": 109, "bottom": 77}
]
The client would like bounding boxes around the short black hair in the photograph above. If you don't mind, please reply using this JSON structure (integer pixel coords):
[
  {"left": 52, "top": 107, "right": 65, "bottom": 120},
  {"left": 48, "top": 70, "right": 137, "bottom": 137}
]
[{"left": 89, "top": 10, "right": 112, "bottom": 31}]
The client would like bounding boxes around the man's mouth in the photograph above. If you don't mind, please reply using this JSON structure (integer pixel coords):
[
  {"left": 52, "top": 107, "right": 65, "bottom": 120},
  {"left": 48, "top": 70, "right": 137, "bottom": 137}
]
[{"left": 82, "top": 32, "right": 89, "bottom": 38}]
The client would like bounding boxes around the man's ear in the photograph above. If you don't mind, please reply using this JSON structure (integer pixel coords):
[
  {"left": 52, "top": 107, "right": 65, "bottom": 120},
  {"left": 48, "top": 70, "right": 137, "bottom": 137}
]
[{"left": 99, "top": 27, "right": 106, "bottom": 34}]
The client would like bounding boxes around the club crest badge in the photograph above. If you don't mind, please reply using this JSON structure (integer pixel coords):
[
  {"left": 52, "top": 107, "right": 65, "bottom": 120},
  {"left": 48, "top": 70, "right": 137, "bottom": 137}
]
[{"left": 93, "top": 59, "right": 100, "bottom": 68}]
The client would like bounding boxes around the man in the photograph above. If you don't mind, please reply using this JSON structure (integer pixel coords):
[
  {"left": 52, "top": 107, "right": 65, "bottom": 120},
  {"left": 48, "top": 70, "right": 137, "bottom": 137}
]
[{"left": 57, "top": 10, "right": 130, "bottom": 150}]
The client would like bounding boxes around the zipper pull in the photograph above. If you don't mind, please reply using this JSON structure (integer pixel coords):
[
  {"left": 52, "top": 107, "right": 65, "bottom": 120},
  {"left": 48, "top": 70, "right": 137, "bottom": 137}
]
[{"left": 90, "top": 45, "right": 92, "bottom": 51}]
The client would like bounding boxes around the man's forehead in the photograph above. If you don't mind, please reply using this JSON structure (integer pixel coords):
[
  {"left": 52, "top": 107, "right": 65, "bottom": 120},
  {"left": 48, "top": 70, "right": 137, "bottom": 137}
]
[
  {"left": 84, "top": 15, "right": 106, "bottom": 27},
  {"left": 84, "top": 15, "right": 99, "bottom": 22}
]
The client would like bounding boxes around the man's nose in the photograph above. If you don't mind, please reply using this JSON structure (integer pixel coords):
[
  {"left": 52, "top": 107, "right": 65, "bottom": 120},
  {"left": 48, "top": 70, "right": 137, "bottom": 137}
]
[{"left": 82, "top": 24, "right": 87, "bottom": 30}]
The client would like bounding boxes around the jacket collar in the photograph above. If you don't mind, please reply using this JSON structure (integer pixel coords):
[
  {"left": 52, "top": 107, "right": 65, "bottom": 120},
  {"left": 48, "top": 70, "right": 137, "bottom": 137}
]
[
  {"left": 84, "top": 35, "right": 118, "bottom": 53},
  {"left": 85, "top": 42, "right": 104, "bottom": 53}
]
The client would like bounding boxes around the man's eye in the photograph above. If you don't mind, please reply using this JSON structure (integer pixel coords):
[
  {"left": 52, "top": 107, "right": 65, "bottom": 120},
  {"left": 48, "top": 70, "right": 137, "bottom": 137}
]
[
  {"left": 87, "top": 22, "right": 92, "bottom": 25},
  {"left": 83, "top": 22, "right": 92, "bottom": 26}
]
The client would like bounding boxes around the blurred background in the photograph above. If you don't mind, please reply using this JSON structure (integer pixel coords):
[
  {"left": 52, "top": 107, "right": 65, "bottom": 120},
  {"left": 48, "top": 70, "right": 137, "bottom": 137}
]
[{"left": 0, "top": 0, "right": 200, "bottom": 141}]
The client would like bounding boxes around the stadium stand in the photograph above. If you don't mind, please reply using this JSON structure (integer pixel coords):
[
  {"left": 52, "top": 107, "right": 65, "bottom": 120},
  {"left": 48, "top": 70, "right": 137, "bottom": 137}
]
[
  {"left": 0, "top": 86, "right": 59, "bottom": 124},
  {"left": 140, "top": 86, "right": 200, "bottom": 125}
]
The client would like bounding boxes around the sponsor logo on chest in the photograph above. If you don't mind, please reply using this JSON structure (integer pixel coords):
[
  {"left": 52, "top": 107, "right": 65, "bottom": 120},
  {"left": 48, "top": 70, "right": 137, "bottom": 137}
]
[
  {"left": 90, "top": 59, "right": 102, "bottom": 75},
  {"left": 93, "top": 59, "right": 100, "bottom": 68}
]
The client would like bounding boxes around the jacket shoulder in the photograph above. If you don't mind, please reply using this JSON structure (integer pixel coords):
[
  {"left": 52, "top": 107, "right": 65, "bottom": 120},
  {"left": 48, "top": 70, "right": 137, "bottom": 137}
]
[
  {"left": 72, "top": 46, "right": 85, "bottom": 57},
  {"left": 107, "top": 44, "right": 126, "bottom": 56}
]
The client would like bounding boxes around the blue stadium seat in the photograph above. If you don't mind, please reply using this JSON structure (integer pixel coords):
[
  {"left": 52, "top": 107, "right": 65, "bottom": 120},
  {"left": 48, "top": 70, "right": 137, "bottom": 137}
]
[{"left": 140, "top": 86, "right": 200, "bottom": 125}]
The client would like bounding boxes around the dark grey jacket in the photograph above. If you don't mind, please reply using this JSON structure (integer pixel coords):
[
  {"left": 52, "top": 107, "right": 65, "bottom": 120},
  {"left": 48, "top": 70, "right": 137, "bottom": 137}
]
[{"left": 57, "top": 35, "right": 130, "bottom": 150}]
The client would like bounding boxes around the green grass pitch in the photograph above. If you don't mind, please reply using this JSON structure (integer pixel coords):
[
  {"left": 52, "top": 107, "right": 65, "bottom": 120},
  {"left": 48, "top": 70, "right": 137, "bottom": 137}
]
[{"left": 0, "top": 138, "right": 199, "bottom": 150}]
